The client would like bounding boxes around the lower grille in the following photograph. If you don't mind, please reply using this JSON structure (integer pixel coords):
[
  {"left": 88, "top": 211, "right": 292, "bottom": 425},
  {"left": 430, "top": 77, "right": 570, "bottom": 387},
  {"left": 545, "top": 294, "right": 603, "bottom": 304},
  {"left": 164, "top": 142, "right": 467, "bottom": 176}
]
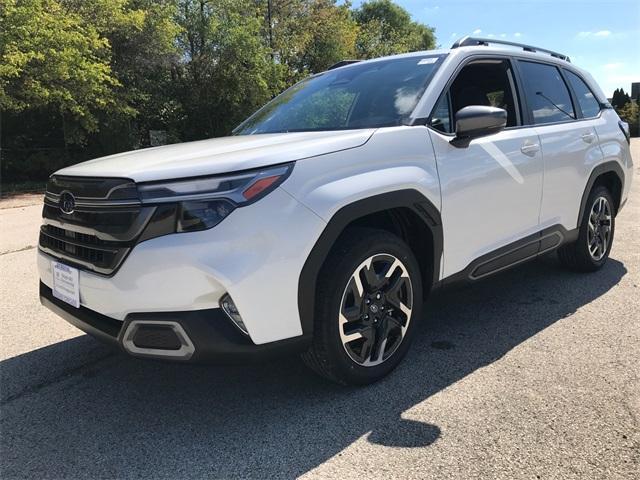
[{"left": 39, "top": 225, "right": 128, "bottom": 275}]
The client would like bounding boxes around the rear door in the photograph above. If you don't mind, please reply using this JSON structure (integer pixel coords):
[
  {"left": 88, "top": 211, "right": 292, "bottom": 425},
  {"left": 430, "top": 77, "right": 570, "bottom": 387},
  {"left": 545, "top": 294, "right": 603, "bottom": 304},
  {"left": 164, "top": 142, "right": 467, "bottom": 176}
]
[
  {"left": 428, "top": 57, "right": 544, "bottom": 278},
  {"left": 516, "top": 60, "right": 604, "bottom": 231}
]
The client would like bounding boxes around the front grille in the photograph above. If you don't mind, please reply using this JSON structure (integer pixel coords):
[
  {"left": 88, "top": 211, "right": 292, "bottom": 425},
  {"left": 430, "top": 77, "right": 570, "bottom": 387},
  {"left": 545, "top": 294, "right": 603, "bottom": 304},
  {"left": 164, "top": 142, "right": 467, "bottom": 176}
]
[
  {"left": 46, "top": 175, "right": 138, "bottom": 200},
  {"left": 40, "top": 204, "right": 149, "bottom": 241},
  {"left": 39, "top": 176, "right": 159, "bottom": 275}
]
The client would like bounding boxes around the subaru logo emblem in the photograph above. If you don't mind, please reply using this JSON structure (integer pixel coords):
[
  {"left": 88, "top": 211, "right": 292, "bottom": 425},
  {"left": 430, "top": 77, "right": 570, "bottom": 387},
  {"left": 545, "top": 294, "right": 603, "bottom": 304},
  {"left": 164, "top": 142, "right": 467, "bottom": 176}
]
[{"left": 59, "top": 191, "right": 75, "bottom": 214}]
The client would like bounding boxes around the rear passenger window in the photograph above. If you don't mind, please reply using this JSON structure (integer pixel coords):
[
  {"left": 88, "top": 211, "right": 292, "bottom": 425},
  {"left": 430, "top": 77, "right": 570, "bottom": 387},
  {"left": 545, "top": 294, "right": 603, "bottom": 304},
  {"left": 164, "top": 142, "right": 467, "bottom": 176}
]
[
  {"left": 565, "top": 70, "right": 601, "bottom": 118},
  {"left": 518, "top": 61, "right": 575, "bottom": 124}
]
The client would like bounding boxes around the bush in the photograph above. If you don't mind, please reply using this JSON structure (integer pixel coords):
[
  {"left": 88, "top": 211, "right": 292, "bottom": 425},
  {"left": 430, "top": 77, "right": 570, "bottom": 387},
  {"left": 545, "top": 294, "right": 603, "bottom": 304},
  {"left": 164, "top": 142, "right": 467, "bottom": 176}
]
[
  {"left": 1, "top": 148, "right": 80, "bottom": 183},
  {"left": 617, "top": 101, "right": 639, "bottom": 137}
]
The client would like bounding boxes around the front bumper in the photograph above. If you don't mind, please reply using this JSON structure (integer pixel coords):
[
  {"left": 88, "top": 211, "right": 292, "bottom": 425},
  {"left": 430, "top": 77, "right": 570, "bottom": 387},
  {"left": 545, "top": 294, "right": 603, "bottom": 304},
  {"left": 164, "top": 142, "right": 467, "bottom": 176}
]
[
  {"left": 38, "top": 187, "right": 327, "bottom": 345},
  {"left": 40, "top": 282, "right": 310, "bottom": 363}
]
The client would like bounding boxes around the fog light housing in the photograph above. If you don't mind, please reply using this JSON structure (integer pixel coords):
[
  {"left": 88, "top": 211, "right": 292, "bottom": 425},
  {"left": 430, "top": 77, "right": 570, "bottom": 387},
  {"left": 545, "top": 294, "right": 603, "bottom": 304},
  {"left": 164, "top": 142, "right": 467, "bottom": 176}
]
[{"left": 220, "top": 293, "right": 248, "bottom": 335}]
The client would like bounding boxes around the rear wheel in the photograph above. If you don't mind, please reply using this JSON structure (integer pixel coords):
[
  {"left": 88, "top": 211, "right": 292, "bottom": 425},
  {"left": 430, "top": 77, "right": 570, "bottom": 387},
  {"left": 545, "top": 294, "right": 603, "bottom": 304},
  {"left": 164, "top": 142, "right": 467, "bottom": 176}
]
[
  {"left": 302, "top": 229, "right": 423, "bottom": 385},
  {"left": 558, "top": 185, "right": 615, "bottom": 272}
]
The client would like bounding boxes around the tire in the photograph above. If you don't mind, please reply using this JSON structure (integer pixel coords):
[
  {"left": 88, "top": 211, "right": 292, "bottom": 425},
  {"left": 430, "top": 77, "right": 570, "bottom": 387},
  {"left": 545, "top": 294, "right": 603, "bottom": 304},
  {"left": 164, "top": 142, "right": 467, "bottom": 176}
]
[
  {"left": 301, "top": 228, "right": 423, "bottom": 385},
  {"left": 558, "top": 185, "right": 615, "bottom": 272}
]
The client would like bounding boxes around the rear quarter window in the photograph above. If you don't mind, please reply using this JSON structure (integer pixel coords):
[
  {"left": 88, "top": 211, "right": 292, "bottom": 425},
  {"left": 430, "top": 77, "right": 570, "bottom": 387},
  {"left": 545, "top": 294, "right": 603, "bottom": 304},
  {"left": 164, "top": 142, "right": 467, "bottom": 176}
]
[{"left": 565, "top": 70, "right": 601, "bottom": 118}]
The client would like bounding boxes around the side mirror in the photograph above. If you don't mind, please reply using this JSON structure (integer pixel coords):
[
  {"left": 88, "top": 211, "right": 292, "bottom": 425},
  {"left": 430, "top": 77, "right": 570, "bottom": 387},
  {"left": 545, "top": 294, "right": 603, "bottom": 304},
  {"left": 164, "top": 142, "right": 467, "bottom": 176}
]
[{"left": 451, "top": 106, "right": 507, "bottom": 148}]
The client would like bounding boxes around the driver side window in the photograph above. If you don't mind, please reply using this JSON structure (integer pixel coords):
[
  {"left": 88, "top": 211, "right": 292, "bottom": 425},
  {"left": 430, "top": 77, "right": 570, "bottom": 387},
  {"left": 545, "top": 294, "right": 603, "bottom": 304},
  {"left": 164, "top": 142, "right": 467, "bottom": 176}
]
[{"left": 430, "top": 59, "right": 521, "bottom": 134}]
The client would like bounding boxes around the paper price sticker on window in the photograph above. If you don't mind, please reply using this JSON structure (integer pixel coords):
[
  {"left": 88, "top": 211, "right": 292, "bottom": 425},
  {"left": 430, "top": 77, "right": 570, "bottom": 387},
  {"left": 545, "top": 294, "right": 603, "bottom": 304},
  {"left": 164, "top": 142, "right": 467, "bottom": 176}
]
[
  {"left": 52, "top": 261, "right": 80, "bottom": 308},
  {"left": 417, "top": 58, "right": 438, "bottom": 65}
]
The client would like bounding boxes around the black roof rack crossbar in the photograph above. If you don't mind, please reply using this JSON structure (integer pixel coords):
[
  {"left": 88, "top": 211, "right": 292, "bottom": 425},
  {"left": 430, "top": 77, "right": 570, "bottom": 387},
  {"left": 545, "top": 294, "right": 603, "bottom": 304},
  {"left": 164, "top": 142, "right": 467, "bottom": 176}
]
[
  {"left": 328, "top": 60, "right": 361, "bottom": 70},
  {"left": 451, "top": 36, "right": 570, "bottom": 62}
]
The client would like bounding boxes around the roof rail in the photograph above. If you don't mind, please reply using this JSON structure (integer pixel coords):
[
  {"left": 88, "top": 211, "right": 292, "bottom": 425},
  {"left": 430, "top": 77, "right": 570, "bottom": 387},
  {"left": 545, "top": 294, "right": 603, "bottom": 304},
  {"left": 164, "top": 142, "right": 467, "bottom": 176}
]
[
  {"left": 451, "top": 36, "right": 571, "bottom": 62},
  {"left": 328, "top": 60, "right": 361, "bottom": 70}
]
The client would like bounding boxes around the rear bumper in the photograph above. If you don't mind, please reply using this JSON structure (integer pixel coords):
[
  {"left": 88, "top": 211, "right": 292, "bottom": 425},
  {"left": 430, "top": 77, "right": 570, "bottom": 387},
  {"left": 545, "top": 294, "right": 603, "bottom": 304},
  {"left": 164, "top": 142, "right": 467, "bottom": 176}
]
[{"left": 40, "top": 282, "right": 310, "bottom": 363}]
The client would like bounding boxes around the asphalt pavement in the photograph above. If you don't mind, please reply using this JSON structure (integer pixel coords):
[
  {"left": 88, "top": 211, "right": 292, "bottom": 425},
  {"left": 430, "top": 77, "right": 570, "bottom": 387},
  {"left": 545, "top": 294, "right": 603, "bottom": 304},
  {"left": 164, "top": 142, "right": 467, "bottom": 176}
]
[{"left": 0, "top": 141, "right": 638, "bottom": 479}]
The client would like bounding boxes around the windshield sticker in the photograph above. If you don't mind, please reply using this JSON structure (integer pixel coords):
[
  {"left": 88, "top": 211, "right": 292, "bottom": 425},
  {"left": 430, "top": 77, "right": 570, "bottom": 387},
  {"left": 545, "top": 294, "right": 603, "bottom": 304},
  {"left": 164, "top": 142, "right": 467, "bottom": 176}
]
[{"left": 418, "top": 58, "right": 438, "bottom": 65}]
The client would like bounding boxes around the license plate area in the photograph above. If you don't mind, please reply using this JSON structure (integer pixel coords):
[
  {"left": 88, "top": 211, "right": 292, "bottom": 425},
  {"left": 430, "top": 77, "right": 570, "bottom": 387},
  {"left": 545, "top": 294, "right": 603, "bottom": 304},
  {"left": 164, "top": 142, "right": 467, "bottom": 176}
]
[{"left": 52, "top": 261, "right": 80, "bottom": 308}]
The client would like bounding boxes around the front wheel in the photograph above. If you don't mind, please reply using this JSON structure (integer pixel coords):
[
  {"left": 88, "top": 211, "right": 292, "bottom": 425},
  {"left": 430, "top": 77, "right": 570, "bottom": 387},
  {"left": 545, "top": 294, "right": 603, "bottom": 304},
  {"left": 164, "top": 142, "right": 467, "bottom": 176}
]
[
  {"left": 558, "top": 185, "right": 615, "bottom": 272},
  {"left": 302, "top": 229, "right": 423, "bottom": 385}
]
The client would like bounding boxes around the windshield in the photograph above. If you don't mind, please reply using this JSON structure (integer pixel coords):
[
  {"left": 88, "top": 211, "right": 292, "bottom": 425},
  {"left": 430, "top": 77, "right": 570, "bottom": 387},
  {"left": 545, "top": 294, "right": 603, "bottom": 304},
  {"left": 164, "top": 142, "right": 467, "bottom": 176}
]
[{"left": 234, "top": 55, "right": 445, "bottom": 135}]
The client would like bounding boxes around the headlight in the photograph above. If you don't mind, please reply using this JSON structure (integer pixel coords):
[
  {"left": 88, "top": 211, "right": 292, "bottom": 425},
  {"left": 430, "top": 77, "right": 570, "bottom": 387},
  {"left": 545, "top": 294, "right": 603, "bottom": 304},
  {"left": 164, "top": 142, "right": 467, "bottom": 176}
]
[
  {"left": 177, "top": 199, "right": 236, "bottom": 232},
  {"left": 138, "top": 163, "right": 293, "bottom": 232}
]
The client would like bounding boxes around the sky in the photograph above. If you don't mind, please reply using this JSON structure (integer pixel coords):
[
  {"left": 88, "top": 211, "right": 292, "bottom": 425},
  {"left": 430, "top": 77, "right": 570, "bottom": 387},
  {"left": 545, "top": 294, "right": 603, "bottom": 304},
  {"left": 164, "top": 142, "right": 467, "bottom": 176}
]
[{"left": 350, "top": 0, "right": 640, "bottom": 97}]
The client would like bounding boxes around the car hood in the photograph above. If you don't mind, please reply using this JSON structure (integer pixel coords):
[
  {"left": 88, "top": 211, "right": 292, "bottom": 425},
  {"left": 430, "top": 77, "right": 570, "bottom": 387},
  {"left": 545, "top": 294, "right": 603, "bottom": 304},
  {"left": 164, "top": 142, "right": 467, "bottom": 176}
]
[{"left": 55, "top": 130, "right": 375, "bottom": 182}]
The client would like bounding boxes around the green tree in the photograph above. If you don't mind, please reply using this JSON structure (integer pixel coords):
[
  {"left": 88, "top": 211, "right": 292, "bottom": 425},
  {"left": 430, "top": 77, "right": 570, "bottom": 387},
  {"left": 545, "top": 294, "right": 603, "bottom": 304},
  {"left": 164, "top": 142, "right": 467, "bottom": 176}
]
[
  {"left": 174, "top": 0, "right": 277, "bottom": 138},
  {"left": 95, "top": 0, "right": 182, "bottom": 149},
  {"left": 611, "top": 88, "right": 620, "bottom": 107},
  {"left": 265, "top": 0, "right": 357, "bottom": 82},
  {"left": 353, "top": 0, "right": 435, "bottom": 58},
  {"left": 617, "top": 99, "right": 639, "bottom": 137},
  {"left": 0, "top": 0, "right": 132, "bottom": 144},
  {"left": 611, "top": 87, "right": 631, "bottom": 109},
  {"left": 1, "top": 0, "right": 440, "bottom": 185},
  {"left": 299, "top": 0, "right": 358, "bottom": 73}
]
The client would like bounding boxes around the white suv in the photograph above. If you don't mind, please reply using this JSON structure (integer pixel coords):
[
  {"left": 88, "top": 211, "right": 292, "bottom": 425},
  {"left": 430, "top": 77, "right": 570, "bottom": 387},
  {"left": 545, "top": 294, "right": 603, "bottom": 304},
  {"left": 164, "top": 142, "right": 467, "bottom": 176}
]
[{"left": 38, "top": 38, "right": 633, "bottom": 384}]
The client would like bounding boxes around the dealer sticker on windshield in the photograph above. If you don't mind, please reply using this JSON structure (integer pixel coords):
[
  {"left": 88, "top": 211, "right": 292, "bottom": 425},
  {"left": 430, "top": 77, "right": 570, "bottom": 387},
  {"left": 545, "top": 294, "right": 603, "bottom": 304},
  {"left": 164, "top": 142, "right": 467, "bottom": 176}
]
[
  {"left": 52, "top": 261, "right": 80, "bottom": 308},
  {"left": 417, "top": 58, "right": 438, "bottom": 65}
]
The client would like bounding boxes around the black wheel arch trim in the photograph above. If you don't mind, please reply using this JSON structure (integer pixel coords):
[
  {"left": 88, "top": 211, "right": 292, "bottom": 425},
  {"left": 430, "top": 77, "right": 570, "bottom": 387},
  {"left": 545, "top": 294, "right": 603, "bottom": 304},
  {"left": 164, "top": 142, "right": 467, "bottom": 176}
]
[
  {"left": 577, "top": 161, "right": 625, "bottom": 226},
  {"left": 298, "top": 189, "right": 443, "bottom": 337}
]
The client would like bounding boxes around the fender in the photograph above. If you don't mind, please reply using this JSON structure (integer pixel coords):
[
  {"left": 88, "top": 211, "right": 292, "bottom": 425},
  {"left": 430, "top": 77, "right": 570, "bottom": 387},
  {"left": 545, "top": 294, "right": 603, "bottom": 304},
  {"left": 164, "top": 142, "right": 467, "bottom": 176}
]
[
  {"left": 576, "top": 161, "right": 625, "bottom": 227},
  {"left": 297, "top": 189, "right": 443, "bottom": 336}
]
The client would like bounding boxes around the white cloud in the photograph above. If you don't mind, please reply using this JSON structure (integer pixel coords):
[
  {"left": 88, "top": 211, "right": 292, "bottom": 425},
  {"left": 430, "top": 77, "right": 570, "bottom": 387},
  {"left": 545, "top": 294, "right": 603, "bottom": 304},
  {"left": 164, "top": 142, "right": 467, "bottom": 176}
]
[
  {"left": 577, "top": 30, "right": 612, "bottom": 39},
  {"left": 450, "top": 32, "right": 458, "bottom": 38},
  {"left": 514, "top": 32, "right": 522, "bottom": 38},
  {"left": 500, "top": 33, "right": 507, "bottom": 38},
  {"left": 487, "top": 33, "right": 495, "bottom": 38},
  {"left": 473, "top": 28, "right": 482, "bottom": 34},
  {"left": 603, "top": 62, "right": 624, "bottom": 70}
]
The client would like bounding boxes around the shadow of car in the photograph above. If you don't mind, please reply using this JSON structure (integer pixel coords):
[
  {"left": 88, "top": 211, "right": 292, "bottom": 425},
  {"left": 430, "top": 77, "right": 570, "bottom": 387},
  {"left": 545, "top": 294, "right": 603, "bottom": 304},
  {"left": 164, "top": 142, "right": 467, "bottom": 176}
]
[{"left": 0, "top": 255, "right": 627, "bottom": 478}]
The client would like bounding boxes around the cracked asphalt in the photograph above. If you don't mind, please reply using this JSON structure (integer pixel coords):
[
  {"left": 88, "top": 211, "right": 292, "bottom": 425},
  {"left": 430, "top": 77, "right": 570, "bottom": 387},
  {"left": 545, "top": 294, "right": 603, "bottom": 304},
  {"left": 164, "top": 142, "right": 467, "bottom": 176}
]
[{"left": 1, "top": 140, "right": 638, "bottom": 479}]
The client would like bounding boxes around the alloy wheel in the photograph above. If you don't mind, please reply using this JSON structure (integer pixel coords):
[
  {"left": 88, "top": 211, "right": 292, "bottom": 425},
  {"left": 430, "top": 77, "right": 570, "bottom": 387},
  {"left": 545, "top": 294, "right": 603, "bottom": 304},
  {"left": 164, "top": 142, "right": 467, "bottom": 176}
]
[
  {"left": 587, "top": 196, "right": 612, "bottom": 261},
  {"left": 338, "top": 253, "right": 413, "bottom": 367}
]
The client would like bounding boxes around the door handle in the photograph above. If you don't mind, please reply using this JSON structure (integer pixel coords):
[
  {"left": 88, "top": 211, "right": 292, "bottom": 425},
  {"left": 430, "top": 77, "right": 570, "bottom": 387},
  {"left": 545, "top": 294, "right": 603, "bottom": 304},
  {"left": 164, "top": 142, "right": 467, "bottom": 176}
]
[
  {"left": 520, "top": 141, "right": 540, "bottom": 157},
  {"left": 581, "top": 132, "right": 596, "bottom": 144}
]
